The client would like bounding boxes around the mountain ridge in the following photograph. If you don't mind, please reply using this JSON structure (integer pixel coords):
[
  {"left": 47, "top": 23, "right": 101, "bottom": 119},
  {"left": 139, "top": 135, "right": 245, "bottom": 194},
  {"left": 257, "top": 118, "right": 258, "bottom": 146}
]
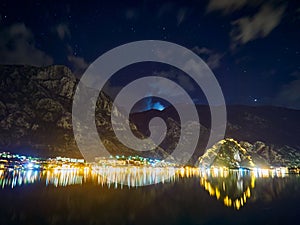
[
  {"left": 0, "top": 64, "right": 299, "bottom": 166},
  {"left": 197, "top": 138, "right": 300, "bottom": 168},
  {"left": 130, "top": 105, "right": 300, "bottom": 150},
  {"left": 0, "top": 64, "right": 168, "bottom": 159}
]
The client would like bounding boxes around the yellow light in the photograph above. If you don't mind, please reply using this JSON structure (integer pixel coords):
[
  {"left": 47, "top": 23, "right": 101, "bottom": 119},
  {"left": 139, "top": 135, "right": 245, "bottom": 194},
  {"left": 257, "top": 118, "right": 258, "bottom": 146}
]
[
  {"left": 215, "top": 187, "right": 221, "bottom": 199},
  {"left": 235, "top": 199, "right": 241, "bottom": 210},
  {"left": 246, "top": 187, "right": 251, "bottom": 198},
  {"left": 251, "top": 176, "right": 255, "bottom": 188},
  {"left": 180, "top": 167, "right": 185, "bottom": 177},
  {"left": 224, "top": 196, "right": 229, "bottom": 206}
]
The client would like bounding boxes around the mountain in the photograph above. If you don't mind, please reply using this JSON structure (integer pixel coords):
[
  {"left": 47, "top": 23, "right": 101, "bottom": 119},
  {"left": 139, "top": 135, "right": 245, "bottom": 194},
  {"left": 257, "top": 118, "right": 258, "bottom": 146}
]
[
  {"left": 0, "top": 65, "right": 168, "bottom": 159},
  {"left": 130, "top": 105, "right": 300, "bottom": 164},
  {"left": 197, "top": 138, "right": 300, "bottom": 168},
  {"left": 197, "top": 139, "right": 255, "bottom": 168},
  {"left": 0, "top": 65, "right": 299, "bottom": 166},
  {"left": 240, "top": 141, "right": 300, "bottom": 168}
]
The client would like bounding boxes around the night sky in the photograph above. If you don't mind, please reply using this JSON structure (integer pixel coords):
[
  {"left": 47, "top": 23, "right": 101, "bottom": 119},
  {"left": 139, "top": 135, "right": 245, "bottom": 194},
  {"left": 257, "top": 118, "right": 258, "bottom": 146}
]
[{"left": 0, "top": 0, "right": 300, "bottom": 110}]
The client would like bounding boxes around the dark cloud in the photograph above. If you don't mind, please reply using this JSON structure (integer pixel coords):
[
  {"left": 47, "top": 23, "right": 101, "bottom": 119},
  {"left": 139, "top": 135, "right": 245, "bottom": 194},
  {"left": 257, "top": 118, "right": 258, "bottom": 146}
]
[
  {"left": 192, "top": 47, "right": 223, "bottom": 69},
  {"left": 177, "top": 8, "right": 188, "bottom": 26},
  {"left": 157, "top": 4, "right": 191, "bottom": 26},
  {"left": 54, "top": 23, "right": 89, "bottom": 76},
  {"left": 152, "top": 70, "right": 195, "bottom": 93},
  {"left": 125, "top": 9, "right": 139, "bottom": 20},
  {"left": 230, "top": 4, "right": 286, "bottom": 46},
  {"left": 275, "top": 71, "right": 300, "bottom": 109},
  {"left": 67, "top": 55, "right": 88, "bottom": 75},
  {"left": 103, "top": 70, "right": 196, "bottom": 104},
  {"left": 55, "top": 23, "right": 71, "bottom": 40},
  {"left": 0, "top": 23, "right": 53, "bottom": 66},
  {"left": 206, "top": 0, "right": 250, "bottom": 14},
  {"left": 206, "top": 1, "right": 287, "bottom": 49},
  {"left": 65, "top": 45, "right": 89, "bottom": 76}
]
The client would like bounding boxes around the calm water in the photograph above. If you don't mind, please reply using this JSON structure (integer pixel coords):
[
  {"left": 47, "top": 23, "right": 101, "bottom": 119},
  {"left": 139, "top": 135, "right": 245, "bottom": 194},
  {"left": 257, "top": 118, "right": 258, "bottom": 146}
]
[{"left": 0, "top": 168, "right": 299, "bottom": 225}]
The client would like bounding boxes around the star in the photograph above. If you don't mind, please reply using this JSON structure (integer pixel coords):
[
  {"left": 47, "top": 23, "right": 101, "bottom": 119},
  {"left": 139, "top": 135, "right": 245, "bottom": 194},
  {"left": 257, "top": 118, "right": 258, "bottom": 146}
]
[{"left": 130, "top": 27, "right": 135, "bottom": 32}]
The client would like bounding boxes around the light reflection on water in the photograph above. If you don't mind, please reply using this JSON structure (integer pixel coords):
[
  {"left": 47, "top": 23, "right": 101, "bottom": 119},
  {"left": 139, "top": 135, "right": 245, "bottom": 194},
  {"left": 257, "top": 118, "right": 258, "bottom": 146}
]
[
  {"left": 0, "top": 169, "right": 41, "bottom": 188},
  {"left": 0, "top": 167, "right": 297, "bottom": 210},
  {"left": 200, "top": 169, "right": 255, "bottom": 210}
]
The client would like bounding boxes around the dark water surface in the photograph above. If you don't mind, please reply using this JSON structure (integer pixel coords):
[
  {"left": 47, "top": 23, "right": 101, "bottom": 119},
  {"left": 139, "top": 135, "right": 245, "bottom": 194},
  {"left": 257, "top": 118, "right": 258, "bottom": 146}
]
[{"left": 0, "top": 168, "right": 299, "bottom": 225}]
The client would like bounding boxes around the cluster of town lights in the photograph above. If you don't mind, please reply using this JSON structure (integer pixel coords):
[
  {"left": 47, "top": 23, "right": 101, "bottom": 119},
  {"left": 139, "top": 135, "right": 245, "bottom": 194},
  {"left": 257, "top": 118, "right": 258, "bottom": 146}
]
[{"left": 1, "top": 152, "right": 297, "bottom": 210}]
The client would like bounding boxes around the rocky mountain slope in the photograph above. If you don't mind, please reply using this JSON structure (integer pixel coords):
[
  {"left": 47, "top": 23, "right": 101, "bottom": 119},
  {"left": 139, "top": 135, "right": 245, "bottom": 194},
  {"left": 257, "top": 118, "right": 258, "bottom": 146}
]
[
  {"left": 131, "top": 105, "right": 300, "bottom": 164},
  {"left": 0, "top": 65, "right": 168, "bottom": 159},
  {"left": 0, "top": 65, "right": 299, "bottom": 166},
  {"left": 197, "top": 138, "right": 300, "bottom": 168}
]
